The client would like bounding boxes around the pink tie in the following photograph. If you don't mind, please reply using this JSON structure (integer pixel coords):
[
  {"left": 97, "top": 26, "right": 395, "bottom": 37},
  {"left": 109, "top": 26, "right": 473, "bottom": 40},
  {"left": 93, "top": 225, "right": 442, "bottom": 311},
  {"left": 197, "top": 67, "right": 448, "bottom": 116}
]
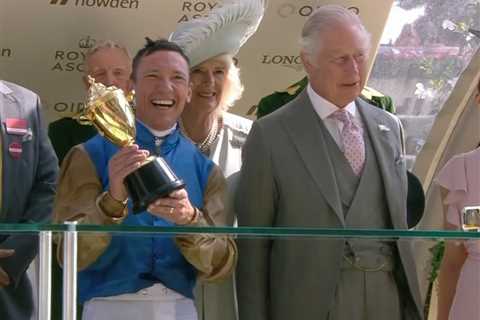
[{"left": 331, "top": 110, "right": 365, "bottom": 175}]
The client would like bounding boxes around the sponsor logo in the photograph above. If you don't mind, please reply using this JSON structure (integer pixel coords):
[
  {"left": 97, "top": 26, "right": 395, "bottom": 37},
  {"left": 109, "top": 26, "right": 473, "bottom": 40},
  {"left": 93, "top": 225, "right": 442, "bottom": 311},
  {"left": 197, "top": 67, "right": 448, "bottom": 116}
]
[
  {"left": 277, "top": 2, "right": 360, "bottom": 18},
  {"left": 52, "top": 101, "right": 85, "bottom": 113},
  {"left": 50, "top": 0, "right": 139, "bottom": 9},
  {"left": 78, "top": 36, "right": 96, "bottom": 49},
  {"left": 50, "top": 0, "right": 68, "bottom": 4},
  {"left": 261, "top": 54, "right": 303, "bottom": 72},
  {"left": 51, "top": 36, "right": 95, "bottom": 72},
  {"left": 1, "top": 48, "right": 13, "bottom": 58},
  {"left": 178, "top": 1, "right": 219, "bottom": 23}
]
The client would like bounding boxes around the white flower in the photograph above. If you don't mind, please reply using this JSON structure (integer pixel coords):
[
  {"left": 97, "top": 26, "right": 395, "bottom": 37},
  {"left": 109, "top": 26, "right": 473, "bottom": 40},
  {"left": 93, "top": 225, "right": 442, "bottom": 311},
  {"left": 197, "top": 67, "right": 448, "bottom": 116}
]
[
  {"left": 447, "top": 79, "right": 457, "bottom": 87},
  {"left": 442, "top": 19, "right": 458, "bottom": 31},
  {"left": 415, "top": 83, "right": 435, "bottom": 100}
]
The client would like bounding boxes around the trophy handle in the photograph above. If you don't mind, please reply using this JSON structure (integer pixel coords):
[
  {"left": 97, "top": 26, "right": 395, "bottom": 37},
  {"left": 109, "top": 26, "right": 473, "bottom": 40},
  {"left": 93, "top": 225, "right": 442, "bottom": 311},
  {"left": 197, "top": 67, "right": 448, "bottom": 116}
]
[
  {"left": 126, "top": 90, "right": 135, "bottom": 106},
  {"left": 72, "top": 112, "right": 95, "bottom": 126}
]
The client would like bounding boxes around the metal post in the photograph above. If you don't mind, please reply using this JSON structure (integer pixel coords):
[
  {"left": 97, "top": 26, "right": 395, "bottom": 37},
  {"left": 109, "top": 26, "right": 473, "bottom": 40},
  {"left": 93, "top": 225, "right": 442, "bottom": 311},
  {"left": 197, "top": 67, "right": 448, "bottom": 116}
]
[
  {"left": 63, "top": 221, "right": 78, "bottom": 320},
  {"left": 38, "top": 231, "right": 52, "bottom": 320}
]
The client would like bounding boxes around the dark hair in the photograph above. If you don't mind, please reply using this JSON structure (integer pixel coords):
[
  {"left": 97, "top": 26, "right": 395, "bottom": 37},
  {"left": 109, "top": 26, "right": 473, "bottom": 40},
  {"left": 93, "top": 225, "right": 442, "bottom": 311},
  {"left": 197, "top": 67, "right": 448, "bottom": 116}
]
[{"left": 131, "top": 37, "right": 190, "bottom": 81}]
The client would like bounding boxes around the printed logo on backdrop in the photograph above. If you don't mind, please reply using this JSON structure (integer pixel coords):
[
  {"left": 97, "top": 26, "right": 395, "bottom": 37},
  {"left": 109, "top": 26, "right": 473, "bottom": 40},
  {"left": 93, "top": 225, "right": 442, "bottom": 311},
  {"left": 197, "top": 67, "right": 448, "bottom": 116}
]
[
  {"left": 0, "top": 47, "right": 13, "bottom": 58},
  {"left": 51, "top": 36, "right": 96, "bottom": 73},
  {"left": 50, "top": 37, "right": 95, "bottom": 113},
  {"left": 261, "top": 53, "right": 303, "bottom": 72},
  {"left": 49, "top": 0, "right": 139, "bottom": 9},
  {"left": 178, "top": 1, "right": 220, "bottom": 22},
  {"left": 52, "top": 101, "right": 86, "bottom": 114},
  {"left": 277, "top": 2, "right": 359, "bottom": 18},
  {"left": 268, "top": 3, "right": 360, "bottom": 71}
]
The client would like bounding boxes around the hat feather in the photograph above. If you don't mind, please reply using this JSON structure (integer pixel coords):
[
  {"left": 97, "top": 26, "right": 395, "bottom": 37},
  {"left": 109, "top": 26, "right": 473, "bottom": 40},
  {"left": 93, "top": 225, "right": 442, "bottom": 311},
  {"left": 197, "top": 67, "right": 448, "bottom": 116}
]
[{"left": 169, "top": 0, "right": 265, "bottom": 66}]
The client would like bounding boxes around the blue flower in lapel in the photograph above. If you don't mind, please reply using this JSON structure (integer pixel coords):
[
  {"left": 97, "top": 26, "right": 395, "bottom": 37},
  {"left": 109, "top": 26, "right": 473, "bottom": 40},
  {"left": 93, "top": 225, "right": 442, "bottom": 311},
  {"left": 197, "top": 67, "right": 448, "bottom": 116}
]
[{"left": 378, "top": 124, "right": 391, "bottom": 132}]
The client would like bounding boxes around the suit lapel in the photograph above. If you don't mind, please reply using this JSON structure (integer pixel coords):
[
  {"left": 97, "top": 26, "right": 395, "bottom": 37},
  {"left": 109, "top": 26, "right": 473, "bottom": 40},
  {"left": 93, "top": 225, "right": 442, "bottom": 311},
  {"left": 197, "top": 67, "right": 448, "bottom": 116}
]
[
  {"left": 281, "top": 90, "right": 344, "bottom": 225},
  {"left": 0, "top": 88, "right": 21, "bottom": 220},
  {"left": 357, "top": 100, "right": 406, "bottom": 229}
]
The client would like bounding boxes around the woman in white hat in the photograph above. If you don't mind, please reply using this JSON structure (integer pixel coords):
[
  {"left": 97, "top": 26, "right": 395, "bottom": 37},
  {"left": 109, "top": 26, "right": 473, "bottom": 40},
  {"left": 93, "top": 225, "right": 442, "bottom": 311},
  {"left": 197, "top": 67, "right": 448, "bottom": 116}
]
[
  {"left": 169, "top": 1, "right": 265, "bottom": 320},
  {"left": 171, "top": 0, "right": 264, "bottom": 178}
]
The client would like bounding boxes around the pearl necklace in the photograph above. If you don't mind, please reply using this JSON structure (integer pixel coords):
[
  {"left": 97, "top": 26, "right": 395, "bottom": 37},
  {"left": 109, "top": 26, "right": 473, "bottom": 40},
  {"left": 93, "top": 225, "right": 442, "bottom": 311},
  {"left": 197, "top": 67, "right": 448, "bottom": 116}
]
[{"left": 179, "top": 117, "right": 223, "bottom": 154}]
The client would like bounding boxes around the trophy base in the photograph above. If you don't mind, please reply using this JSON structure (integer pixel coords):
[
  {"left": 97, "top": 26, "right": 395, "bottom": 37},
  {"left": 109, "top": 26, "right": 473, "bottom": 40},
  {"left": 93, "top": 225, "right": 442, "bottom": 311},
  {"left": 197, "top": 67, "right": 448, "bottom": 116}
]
[{"left": 125, "top": 156, "right": 185, "bottom": 214}]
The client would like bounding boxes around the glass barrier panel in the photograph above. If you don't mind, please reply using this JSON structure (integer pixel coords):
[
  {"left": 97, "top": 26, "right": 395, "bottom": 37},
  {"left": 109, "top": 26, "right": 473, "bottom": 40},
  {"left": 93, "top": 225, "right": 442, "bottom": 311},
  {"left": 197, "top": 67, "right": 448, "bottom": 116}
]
[
  {"left": 1, "top": 225, "right": 479, "bottom": 320},
  {"left": 0, "top": 230, "right": 52, "bottom": 320}
]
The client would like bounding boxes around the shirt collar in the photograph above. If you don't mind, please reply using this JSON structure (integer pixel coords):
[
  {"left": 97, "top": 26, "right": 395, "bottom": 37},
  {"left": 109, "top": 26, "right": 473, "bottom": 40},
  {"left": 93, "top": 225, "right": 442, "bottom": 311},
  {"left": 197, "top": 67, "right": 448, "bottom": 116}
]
[
  {"left": 135, "top": 120, "right": 181, "bottom": 155},
  {"left": 306, "top": 83, "right": 357, "bottom": 120},
  {"left": 138, "top": 120, "right": 177, "bottom": 138},
  {"left": 0, "top": 81, "right": 13, "bottom": 96}
]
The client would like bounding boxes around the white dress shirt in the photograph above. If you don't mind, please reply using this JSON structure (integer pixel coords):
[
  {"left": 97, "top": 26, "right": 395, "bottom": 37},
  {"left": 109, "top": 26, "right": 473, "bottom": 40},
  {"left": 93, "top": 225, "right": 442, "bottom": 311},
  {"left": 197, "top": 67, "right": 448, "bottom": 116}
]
[
  {"left": 142, "top": 122, "right": 177, "bottom": 139},
  {"left": 306, "top": 84, "right": 365, "bottom": 152},
  {"left": 82, "top": 282, "right": 197, "bottom": 320}
]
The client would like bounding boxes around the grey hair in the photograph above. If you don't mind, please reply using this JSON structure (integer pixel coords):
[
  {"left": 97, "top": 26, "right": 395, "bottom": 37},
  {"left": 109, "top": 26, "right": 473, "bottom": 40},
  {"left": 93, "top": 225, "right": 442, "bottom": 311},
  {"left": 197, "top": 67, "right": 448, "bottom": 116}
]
[
  {"left": 299, "top": 5, "right": 371, "bottom": 55},
  {"left": 214, "top": 54, "right": 244, "bottom": 114},
  {"left": 84, "top": 40, "right": 132, "bottom": 73}
]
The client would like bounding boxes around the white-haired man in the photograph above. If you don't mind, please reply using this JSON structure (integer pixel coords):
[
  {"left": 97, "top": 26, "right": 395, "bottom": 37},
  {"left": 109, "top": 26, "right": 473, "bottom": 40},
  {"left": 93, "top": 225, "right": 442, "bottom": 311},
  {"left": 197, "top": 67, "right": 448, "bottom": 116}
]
[
  {"left": 48, "top": 40, "right": 133, "bottom": 164},
  {"left": 236, "top": 5, "right": 424, "bottom": 320}
]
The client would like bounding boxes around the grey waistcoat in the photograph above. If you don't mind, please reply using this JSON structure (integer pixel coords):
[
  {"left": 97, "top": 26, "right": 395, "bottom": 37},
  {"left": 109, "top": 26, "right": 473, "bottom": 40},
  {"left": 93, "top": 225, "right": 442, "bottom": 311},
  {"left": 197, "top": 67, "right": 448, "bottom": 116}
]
[{"left": 319, "top": 119, "right": 392, "bottom": 255}]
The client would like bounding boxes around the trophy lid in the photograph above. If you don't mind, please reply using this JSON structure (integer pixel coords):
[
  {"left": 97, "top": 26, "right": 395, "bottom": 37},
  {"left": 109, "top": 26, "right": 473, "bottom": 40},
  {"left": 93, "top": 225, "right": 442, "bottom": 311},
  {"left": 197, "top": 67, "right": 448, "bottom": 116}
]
[{"left": 80, "top": 76, "right": 136, "bottom": 147}]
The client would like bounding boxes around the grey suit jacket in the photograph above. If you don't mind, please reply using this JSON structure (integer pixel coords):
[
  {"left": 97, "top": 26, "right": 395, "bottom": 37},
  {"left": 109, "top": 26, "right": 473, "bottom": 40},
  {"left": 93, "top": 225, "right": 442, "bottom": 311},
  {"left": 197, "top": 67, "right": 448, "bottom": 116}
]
[
  {"left": 235, "top": 90, "right": 423, "bottom": 320},
  {"left": 0, "top": 81, "right": 58, "bottom": 320}
]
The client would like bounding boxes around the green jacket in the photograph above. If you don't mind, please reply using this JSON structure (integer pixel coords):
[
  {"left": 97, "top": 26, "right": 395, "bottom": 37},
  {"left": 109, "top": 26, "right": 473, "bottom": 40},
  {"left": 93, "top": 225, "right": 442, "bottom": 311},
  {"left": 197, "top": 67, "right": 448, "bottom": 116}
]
[
  {"left": 256, "top": 76, "right": 395, "bottom": 118},
  {"left": 48, "top": 117, "right": 97, "bottom": 165}
]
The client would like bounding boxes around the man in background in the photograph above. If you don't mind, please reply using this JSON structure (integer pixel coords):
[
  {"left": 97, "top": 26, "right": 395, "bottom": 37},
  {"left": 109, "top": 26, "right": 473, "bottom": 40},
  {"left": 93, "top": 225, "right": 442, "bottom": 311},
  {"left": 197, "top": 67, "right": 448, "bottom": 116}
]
[{"left": 48, "top": 40, "right": 132, "bottom": 164}]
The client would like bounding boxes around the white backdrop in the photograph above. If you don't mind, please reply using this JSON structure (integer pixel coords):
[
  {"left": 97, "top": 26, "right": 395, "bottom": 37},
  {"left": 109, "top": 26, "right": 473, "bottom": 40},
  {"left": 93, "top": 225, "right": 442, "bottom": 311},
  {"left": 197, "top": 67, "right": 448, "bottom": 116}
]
[{"left": 0, "top": 0, "right": 394, "bottom": 123}]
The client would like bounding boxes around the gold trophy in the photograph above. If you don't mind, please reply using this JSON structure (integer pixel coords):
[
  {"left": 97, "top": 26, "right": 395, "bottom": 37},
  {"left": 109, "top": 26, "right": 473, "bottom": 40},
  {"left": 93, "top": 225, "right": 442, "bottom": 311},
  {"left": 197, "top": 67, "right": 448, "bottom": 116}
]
[{"left": 77, "top": 76, "right": 185, "bottom": 213}]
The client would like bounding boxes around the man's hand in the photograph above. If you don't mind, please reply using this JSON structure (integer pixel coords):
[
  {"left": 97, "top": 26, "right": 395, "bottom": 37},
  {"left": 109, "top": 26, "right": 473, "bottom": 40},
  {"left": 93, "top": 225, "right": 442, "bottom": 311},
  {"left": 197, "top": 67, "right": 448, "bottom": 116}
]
[
  {"left": 147, "top": 189, "right": 196, "bottom": 225},
  {"left": 0, "top": 249, "right": 14, "bottom": 287},
  {"left": 108, "top": 144, "right": 149, "bottom": 202}
]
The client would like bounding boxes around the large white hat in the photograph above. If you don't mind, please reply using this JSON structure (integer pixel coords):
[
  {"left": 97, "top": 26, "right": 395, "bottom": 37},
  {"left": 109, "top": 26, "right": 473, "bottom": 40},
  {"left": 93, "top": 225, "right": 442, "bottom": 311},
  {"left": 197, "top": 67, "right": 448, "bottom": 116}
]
[{"left": 169, "top": 0, "right": 265, "bottom": 67}]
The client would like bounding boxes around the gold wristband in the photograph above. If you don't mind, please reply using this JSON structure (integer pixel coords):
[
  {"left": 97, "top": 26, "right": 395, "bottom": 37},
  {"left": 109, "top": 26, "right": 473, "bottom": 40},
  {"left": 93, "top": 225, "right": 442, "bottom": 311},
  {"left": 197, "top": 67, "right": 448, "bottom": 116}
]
[
  {"left": 99, "top": 191, "right": 128, "bottom": 218},
  {"left": 106, "top": 191, "right": 128, "bottom": 205}
]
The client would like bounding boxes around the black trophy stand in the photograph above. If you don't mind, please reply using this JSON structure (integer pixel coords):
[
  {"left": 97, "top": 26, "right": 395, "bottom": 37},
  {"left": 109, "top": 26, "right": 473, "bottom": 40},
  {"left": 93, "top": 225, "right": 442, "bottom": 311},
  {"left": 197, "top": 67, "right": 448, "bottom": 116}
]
[{"left": 125, "top": 157, "right": 185, "bottom": 213}]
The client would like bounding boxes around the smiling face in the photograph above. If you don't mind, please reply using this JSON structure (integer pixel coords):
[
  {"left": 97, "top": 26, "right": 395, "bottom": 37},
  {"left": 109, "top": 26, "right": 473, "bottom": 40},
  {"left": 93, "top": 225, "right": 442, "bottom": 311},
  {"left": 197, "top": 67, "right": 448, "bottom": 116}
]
[
  {"left": 133, "top": 50, "right": 191, "bottom": 131},
  {"left": 188, "top": 55, "right": 230, "bottom": 115},
  {"left": 301, "top": 23, "right": 370, "bottom": 108}
]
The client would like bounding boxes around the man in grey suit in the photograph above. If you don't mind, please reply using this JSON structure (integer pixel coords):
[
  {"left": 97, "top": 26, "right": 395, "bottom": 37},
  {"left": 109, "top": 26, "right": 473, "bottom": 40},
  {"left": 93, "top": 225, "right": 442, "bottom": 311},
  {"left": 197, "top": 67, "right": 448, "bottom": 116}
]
[
  {"left": 235, "top": 5, "right": 424, "bottom": 320},
  {"left": 0, "top": 80, "right": 58, "bottom": 319}
]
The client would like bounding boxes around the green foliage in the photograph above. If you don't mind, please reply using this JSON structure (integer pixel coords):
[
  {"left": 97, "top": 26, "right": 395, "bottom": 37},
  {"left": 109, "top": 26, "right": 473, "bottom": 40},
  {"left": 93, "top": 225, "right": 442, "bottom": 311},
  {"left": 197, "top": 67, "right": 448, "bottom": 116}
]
[
  {"left": 428, "top": 241, "right": 445, "bottom": 282},
  {"left": 423, "top": 241, "right": 445, "bottom": 318},
  {"left": 379, "top": 0, "right": 480, "bottom": 114},
  {"left": 396, "top": 0, "right": 480, "bottom": 46}
]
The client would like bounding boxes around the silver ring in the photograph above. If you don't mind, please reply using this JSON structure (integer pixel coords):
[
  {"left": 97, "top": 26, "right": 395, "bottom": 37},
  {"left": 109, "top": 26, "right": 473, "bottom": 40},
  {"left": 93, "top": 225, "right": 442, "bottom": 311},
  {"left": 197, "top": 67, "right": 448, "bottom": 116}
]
[{"left": 169, "top": 207, "right": 174, "bottom": 214}]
